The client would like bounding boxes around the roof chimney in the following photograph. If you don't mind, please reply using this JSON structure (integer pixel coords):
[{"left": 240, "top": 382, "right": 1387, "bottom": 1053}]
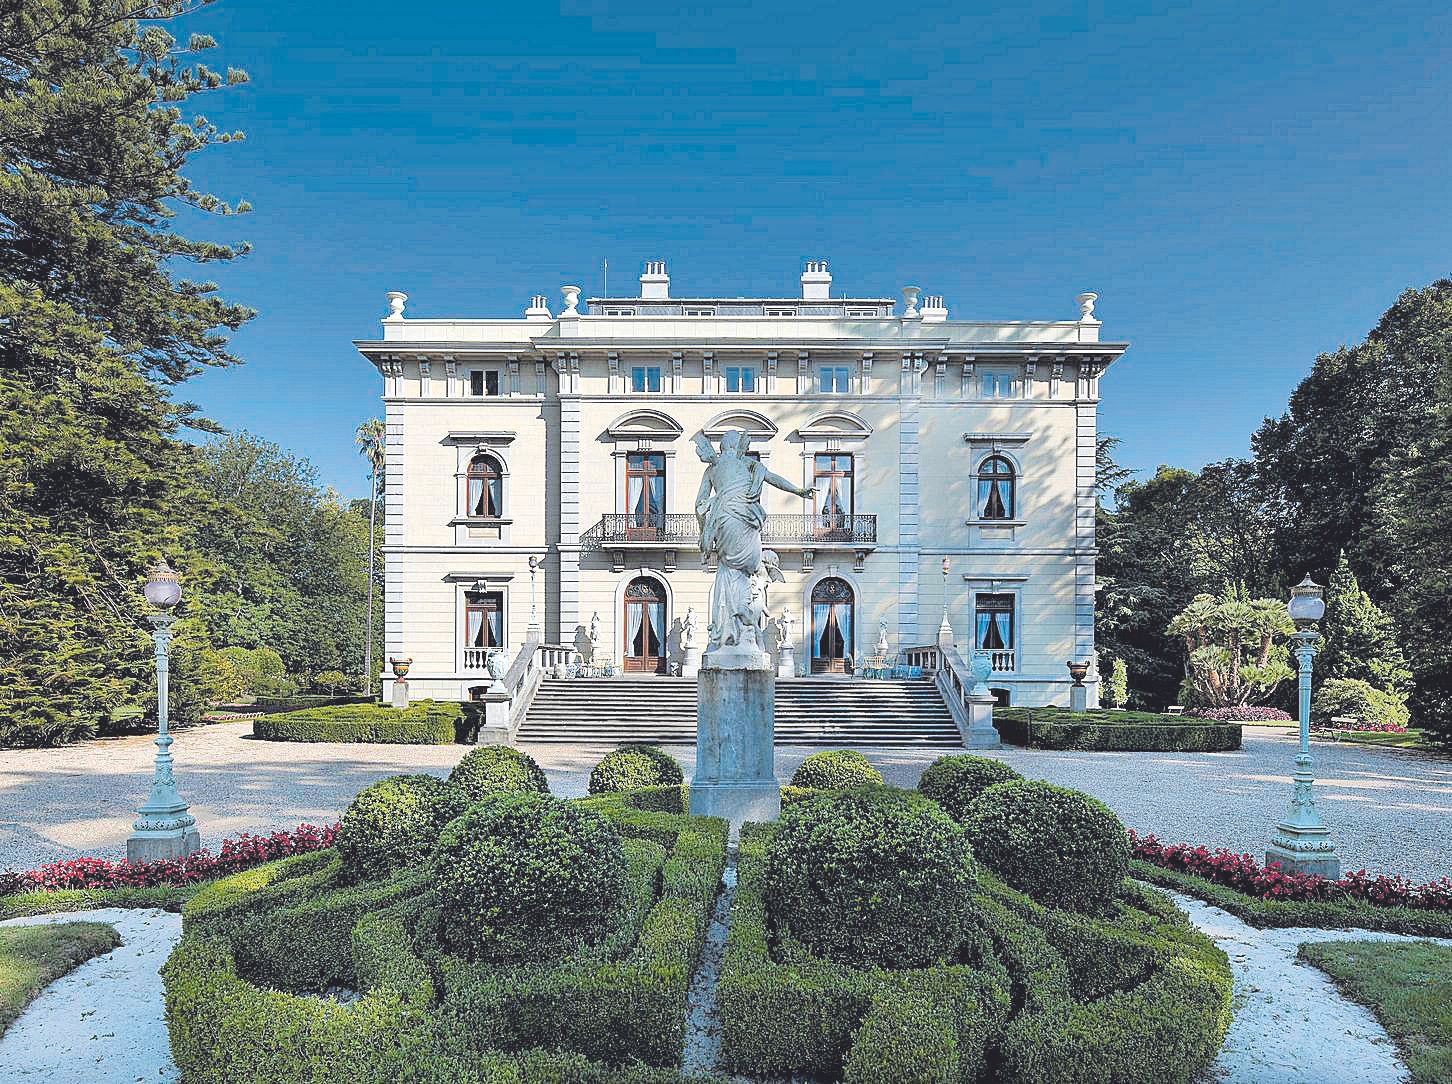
[
  {"left": 640, "top": 259, "right": 669, "bottom": 299},
  {"left": 801, "top": 260, "right": 832, "bottom": 301},
  {"left": 524, "top": 294, "right": 552, "bottom": 321},
  {"left": 920, "top": 294, "right": 948, "bottom": 323}
]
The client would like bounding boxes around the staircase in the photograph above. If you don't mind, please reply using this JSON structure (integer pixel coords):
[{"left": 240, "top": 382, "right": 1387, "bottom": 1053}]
[{"left": 515, "top": 676, "right": 962, "bottom": 746}]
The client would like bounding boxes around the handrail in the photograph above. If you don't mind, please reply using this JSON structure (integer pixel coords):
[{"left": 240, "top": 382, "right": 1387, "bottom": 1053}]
[
  {"left": 904, "top": 643, "right": 989, "bottom": 745},
  {"left": 488, "top": 637, "right": 577, "bottom": 738}
]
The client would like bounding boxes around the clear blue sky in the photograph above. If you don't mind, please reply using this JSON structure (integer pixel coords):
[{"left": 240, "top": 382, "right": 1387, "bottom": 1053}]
[{"left": 176, "top": 0, "right": 1452, "bottom": 499}]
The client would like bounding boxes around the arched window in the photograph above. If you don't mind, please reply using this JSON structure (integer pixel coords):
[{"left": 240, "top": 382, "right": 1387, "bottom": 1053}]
[
  {"left": 977, "top": 455, "right": 1015, "bottom": 519},
  {"left": 810, "top": 577, "right": 855, "bottom": 674},
  {"left": 467, "top": 454, "right": 503, "bottom": 518}
]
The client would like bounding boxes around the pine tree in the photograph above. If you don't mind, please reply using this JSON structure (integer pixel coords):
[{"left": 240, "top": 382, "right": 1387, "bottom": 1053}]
[
  {"left": 0, "top": 2, "right": 251, "bottom": 745},
  {"left": 1319, "top": 553, "right": 1414, "bottom": 701}
]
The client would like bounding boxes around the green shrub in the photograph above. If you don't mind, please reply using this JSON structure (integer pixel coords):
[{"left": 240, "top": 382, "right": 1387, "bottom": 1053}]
[
  {"left": 1104, "top": 657, "right": 1130, "bottom": 709},
  {"left": 447, "top": 746, "right": 550, "bottom": 803},
  {"left": 788, "top": 749, "right": 883, "bottom": 790},
  {"left": 779, "top": 785, "right": 821, "bottom": 808},
  {"left": 917, "top": 754, "right": 1023, "bottom": 821},
  {"left": 335, "top": 775, "right": 463, "bottom": 883},
  {"left": 841, "top": 991, "right": 961, "bottom": 1084},
  {"left": 253, "top": 700, "right": 458, "bottom": 744},
  {"left": 963, "top": 780, "right": 1129, "bottom": 913},
  {"left": 765, "top": 787, "right": 977, "bottom": 969},
  {"left": 183, "top": 850, "right": 339, "bottom": 934},
  {"left": 430, "top": 793, "right": 627, "bottom": 963},
  {"left": 587, "top": 744, "right": 684, "bottom": 794},
  {"left": 993, "top": 707, "right": 1241, "bottom": 752},
  {"left": 1312, "top": 677, "right": 1410, "bottom": 730}
]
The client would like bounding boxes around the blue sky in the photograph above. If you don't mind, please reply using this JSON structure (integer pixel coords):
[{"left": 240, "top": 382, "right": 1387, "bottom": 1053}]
[{"left": 175, "top": 0, "right": 1452, "bottom": 498}]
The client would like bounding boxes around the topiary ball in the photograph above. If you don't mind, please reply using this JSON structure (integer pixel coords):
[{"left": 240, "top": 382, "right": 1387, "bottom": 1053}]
[
  {"left": 587, "top": 744, "right": 684, "bottom": 794},
  {"left": 335, "top": 774, "right": 463, "bottom": 883},
  {"left": 917, "top": 754, "right": 1023, "bottom": 822},
  {"left": 789, "top": 749, "right": 884, "bottom": 790},
  {"left": 447, "top": 745, "right": 550, "bottom": 804},
  {"left": 765, "top": 786, "right": 977, "bottom": 969},
  {"left": 962, "top": 780, "right": 1129, "bottom": 913},
  {"left": 430, "top": 792, "right": 627, "bottom": 962}
]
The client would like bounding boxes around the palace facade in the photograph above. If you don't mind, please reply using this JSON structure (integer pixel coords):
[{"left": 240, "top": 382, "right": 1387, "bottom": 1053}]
[{"left": 355, "top": 260, "right": 1126, "bottom": 708}]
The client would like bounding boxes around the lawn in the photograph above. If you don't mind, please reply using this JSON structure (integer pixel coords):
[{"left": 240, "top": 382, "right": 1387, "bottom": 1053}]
[
  {"left": 0, "top": 922, "right": 121, "bottom": 1036},
  {"left": 1299, "top": 940, "right": 1452, "bottom": 1084},
  {"left": 1315, "top": 727, "right": 1439, "bottom": 750}
]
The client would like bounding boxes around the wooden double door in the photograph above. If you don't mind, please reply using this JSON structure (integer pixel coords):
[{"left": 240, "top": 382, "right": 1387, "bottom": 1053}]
[
  {"left": 623, "top": 576, "right": 668, "bottom": 673},
  {"left": 810, "top": 577, "right": 854, "bottom": 674}
]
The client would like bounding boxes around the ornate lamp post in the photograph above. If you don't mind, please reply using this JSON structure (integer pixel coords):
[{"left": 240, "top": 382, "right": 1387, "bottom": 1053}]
[
  {"left": 127, "top": 559, "right": 201, "bottom": 864},
  {"left": 1265, "top": 575, "right": 1340, "bottom": 879},
  {"left": 937, "top": 557, "right": 955, "bottom": 650}
]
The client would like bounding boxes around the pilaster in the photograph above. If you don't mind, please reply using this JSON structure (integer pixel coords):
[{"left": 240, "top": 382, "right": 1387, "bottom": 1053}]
[
  {"left": 898, "top": 353, "right": 922, "bottom": 649},
  {"left": 558, "top": 352, "right": 582, "bottom": 639}
]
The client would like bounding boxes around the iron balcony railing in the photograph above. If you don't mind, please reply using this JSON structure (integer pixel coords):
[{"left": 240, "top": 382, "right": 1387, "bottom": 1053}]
[{"left": 581, "top": 513, "right": 876, "bottom": 550}]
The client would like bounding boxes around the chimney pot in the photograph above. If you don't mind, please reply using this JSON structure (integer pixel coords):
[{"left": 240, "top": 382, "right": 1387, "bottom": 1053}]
[{"left": 525, "top": 294, "right": 552, "bottom": 320}]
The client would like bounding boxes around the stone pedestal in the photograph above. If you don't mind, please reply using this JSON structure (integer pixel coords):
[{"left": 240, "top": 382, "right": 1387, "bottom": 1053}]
[
  {"left": 1264, "top": 839, "right": 1341, "bottom": 881},
  {"left": 1069, "top": 684, "right": 1088, "bottom": 713},
  {"left": 391, "top": 679, "right": 410, "bottom": 709},
  {"left": 128, "top": 825, "right": 201, "bottom": 865},
  {"left": 689, "top": 657, "right": 780, "bottom": 827},
  {"left": 965, "top": 695, "right": 1001, "bottom": 748},
  {"left": 776, "top": 644, "right": 795, "bottom": 679},
  {"left": 474, "top": 691, "right": 511, "bottom": 745},
  {"left": 681, "top": 643, "right": 702, "bottom": 678}
]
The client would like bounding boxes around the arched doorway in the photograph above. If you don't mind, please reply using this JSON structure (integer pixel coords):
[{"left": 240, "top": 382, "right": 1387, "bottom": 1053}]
[
  {"left": 623, "top": 576, "right": 668, "bottom": 673},
  {"left": 810, "top": 577, "right": 854, "bottom": 674}
]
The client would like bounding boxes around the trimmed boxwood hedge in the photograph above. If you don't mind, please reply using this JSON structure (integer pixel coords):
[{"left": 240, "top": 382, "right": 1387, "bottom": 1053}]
[
  {"left": 162, "top": 788, "right": 729, "bottom": 1082},
  {"left": 252, "top": 701, "right": 459, "bottom": 744},
  {"left": 717, "top": 812, "right": 1231, "bottom": 1083},
  {"left": 917, "top": 753, "right": 1023, "bottom": 821},
  {"left": 787, "top": 749, "right": 883, "bottom": 790},
  {"left": 335, "top": 775, "right": 465, "bottom": 883},
  {"left": 588, "top": 745, "right": 685, "bottom": 794},
  {"left": 995, "top": 707, "right": 1241, "bottom": 752},
  {"left": 447, "top": 746, "right": 550, "bottom": 803}
]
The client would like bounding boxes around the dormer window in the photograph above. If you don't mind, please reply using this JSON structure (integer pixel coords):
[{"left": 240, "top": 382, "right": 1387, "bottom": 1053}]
[
  {"left": 683, "top": 307, "right": 716, "bottom": 317},
  {"left": 765, "top": 307, "right": 796, "bottom": 317},
  {"left": 846, "top": 308, "right": 879, "bottom": 318},
  {"left": 603, "top": 307, "right": 636, "bottom": 316},
  {"left": 469, "top": 369, "right": 500, "bottom": 396}
]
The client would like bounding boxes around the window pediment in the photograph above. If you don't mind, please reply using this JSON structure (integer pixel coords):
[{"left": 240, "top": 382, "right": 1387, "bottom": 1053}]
[
  {"left": 605, "top": 409, "right": 684, "bottom": 442},
  {"left": 702, "top": 409, "right": 777, "bottom": 440},
  {"left": 795, "top": 410, "right": 873, "bottom": 442}
]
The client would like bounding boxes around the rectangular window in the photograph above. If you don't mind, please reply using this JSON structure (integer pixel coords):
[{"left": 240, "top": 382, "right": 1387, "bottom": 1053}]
[
  {"left": 846, "top": 308, "right": 878, "bottom": 318},
  {"left": 725, "top": 366, "right": 757, "bottom": 393},
  {"left": 974, "top": 594, "right": 1015, "bottom": 652},
  {"left": 630, "top": 366, "right": 662, "bottom": 393},
  {"left": 980, "top": 369, "right": 1017, "bottom": 398},
  {"left": 625, "top": 452, "right": 666, "bottom": 536},
  {"left": 603, "top": 307, "right": 635, "bottom": 316},
  {"left": 465, "top": 591, "right": 504, "bottom": 648},
  {"left": 684, "top": 307, "right": 716, "bottom": 317},
  {"left": 765, "top": 308, "right": 796, "bottom": 317},
  {"left": 469, "top": 369, "right": 500, "bottom": 396},
  {"left": 818, "top": 366, "right": 851, "bottom": 393},
  {"left": 813, "top": 452, "right": 854, "bottom": 538}
]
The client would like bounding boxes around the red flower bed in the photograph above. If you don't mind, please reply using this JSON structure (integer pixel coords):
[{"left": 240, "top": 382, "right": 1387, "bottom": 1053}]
[
  {"left": 1311, "top": 718, "right": 1408, "bottom": 733},
  {"left": 1129, "top": 830, "right": 1452, "bottom": 912},
  {"left": 1, "top": 823, "right": 338, "bottom": 895}
]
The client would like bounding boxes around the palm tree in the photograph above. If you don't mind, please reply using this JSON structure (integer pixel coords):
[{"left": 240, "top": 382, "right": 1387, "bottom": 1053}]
[{"left": 355, "top": 418, "right": 386, "bottom": 696}]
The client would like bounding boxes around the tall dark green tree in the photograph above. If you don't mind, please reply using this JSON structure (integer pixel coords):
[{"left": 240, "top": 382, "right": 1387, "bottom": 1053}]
[
  {"left": 1318, "top": 552, "right": 1413, "bottom": 701},
  {"left": 0, "top": 2, "right": 250, "bottom": 745}
]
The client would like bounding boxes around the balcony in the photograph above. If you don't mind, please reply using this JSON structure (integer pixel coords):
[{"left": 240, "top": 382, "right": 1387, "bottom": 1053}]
[{"left": 580, "top": 513, "right": 877, "bottom": 571}]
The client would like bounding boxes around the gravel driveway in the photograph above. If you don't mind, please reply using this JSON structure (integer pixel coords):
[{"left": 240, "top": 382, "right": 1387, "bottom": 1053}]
[{"left": 1, "top": 723, "right": 1448, "bottom": 880}]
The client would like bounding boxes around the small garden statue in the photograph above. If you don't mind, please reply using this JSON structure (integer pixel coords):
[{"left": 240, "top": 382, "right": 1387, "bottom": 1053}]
[
  {"left": 683, "top": 606, "right": 698, "bottom": 648},
  {"left": 875, "top": 616, "right": 891, "bottom": 657}
]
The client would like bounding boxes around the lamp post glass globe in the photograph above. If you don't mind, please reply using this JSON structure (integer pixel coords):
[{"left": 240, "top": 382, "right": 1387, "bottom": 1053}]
[
  {"left": 144, "top": 559, "right": 182, "bottom": 610},
  {"left": 1288, "top": 574, "right": 1325, "bottom": 629}
]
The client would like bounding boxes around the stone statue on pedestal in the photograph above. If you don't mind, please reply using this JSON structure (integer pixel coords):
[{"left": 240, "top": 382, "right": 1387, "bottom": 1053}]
[
  {"left": 689, "top": 430, "right": 813, "bottom": 824},
  {"left": 876, "top": 616, "right": 891, "bottom": 657}
]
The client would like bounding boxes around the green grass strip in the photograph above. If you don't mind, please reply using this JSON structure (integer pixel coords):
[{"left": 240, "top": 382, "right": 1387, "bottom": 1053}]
[{"left": 0, "top": 921, "right": 121, "bottom": 1035}]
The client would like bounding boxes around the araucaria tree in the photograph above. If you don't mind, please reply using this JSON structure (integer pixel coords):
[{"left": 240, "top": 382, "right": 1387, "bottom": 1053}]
[
  {"left": 1319, "top": 552, "right": 1413, "bottom": 701},
  {"left": 1166, "top": 588, "right": 1295, "bottom": 708},
  {"left": 0, "top": 2, "right": 251, "bottom": 745}
]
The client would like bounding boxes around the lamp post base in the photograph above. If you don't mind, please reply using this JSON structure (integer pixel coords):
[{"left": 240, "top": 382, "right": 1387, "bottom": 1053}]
[
  {"left": 127, "top": 826, "right": 201, "bottom": 864},
  {"left": 1266, "top": 825, "right": 1341, "bottom": 880}
]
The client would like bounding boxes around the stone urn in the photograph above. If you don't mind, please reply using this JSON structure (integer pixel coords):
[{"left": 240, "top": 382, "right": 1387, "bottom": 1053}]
[
  {"left": 969, "top": 651, "right": 994, "bottom": 698},
  {"left": 1066, "top": 660, "right": 1089, "bottom": 687},
  {"left": 389, "top": 656, "right": 413, "bottom": 680}
]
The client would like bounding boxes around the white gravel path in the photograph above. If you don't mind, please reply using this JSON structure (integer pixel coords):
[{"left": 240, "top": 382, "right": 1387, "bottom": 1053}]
[
  {"left": 0, "top": 908, "right": 181, "bottom": 1084},
  {"left": 1165, "top": 889, "right": 1452, "bottom": 1084}
]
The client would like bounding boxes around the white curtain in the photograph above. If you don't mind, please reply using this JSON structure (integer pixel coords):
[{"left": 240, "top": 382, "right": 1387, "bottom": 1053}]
[{"left": 628, "top": 603, "right": 645, "bottom": 654}]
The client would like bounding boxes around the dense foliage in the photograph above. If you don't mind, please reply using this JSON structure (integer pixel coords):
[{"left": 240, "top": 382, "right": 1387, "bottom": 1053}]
[
  {"left": 586, "top": 744, "right": 683, "bottom": 794},
  {"left": 1311, "top": 678, "right": 1411, "bottom": 731},
  {"left": 1166, "top": 587, "right": 1294, "bottom": 707},
  {"left": 448, "top": 745, "right": 551, "bottom": 801},
  {"left": 993, "top": 707, "right": 1242, "bottom": 752},
  {"left": 430, "top": 793, "right": 627, "bottom": 963},
  {"left": 334, "top": 775, "right": 462, "bottom": 883},
  {"left": 963, "top": 781, "right": 1129, "bottom": 912},
  {"left": 786, "top": 748, "right": 883, "bottom": 790},
  {"left": 916, "top": 753, "right": 1023, "bottom": 822},
  {"left": 764, "top": 787, "right": 977, "bottom": 968},
  {"left": 1101, "top": 278, "right": 1452, "bottom": 740},
  {"left": 252, "top": 701, "right": 457, "bottom": 744}
]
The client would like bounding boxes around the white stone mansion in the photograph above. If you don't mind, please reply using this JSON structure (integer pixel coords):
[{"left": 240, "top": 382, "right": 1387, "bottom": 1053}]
[{"left": 355, "top": 260, "right": 1125, "bottom": 709}]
